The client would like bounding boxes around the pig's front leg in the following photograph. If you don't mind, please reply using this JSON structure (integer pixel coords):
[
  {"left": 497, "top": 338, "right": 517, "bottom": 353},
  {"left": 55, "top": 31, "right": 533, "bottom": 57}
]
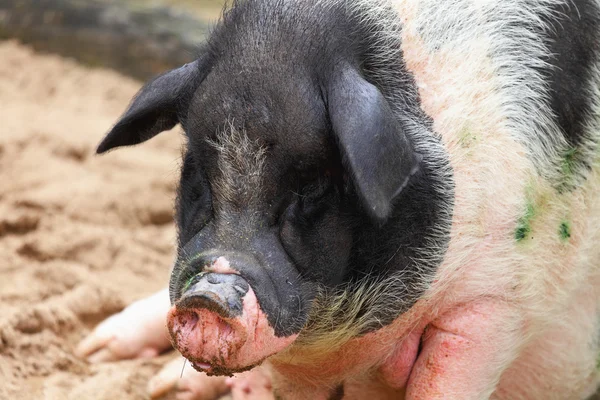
[
  {"left": 76, "top": 288, "right": 173, "bottom": 362},
  {"left": 406, "top": 300, "right": 521, "bottom": 400}
]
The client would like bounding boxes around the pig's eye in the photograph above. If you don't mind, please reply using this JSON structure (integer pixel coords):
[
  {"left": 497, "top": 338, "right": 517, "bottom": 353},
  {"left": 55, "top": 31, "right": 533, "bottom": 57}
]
[
  {"left": 297, "top": 176, "right": 334, "bottom": 217},
  {"left": 279, "top": 168, "right": 341, "bottom": 227}
]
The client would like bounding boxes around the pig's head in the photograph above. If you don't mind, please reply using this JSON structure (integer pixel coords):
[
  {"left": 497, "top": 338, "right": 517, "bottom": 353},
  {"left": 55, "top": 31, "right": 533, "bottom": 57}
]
[{"left": 96, "top": 0, "right": 452, "bottom": 375}]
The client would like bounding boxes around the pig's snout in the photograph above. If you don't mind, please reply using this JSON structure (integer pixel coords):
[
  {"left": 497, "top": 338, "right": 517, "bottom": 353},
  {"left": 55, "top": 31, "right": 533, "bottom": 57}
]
[
  {"left": 177, "top": 273, "right": 250, "bottom": 319},
  {"left": 168, "top": 266, "right": 299, "bottom": 376}
]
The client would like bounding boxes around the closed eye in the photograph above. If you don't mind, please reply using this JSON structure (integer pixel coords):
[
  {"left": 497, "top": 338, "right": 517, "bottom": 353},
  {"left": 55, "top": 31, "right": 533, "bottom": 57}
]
[{"left": 295, "top": 175, "right": 337, "bottom": 218}]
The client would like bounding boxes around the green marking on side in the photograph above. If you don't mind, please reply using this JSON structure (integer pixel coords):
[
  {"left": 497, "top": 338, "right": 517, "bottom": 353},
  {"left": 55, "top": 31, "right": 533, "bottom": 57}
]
[
  {"left": 559, "top": 221, "right": 571, "bottom": 241},
  {"left": 514, "top": 225, "right": 529, "bottom": 241},
  {"left": 557, "top": 147, "right": 580, "bottom": 192},
  {"left": 560, "top": 147, "right": 578, "bottom": 177},
  {"left": 458, "top": 129, "right": 477, "bottom": 149},
  {"left": 596, "top": 351, "right": 600, "bottom": 370},
  {"left": 515, "top": 198, "right": 536, "bottom": 242}
]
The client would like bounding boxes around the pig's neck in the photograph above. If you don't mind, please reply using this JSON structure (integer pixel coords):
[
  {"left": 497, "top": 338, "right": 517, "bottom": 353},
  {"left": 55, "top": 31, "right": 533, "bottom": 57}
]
[
  {"left": 266, "top": 301, "right": 433, "bottom": 396},
  {"left": 295, "top": 0, "right": 455, "bottom": 341}
]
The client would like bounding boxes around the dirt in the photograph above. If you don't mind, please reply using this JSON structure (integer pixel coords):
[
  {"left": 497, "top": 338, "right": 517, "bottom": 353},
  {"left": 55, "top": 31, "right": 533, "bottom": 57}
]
[{"left": 0, "top": 40, "right": 186, "bottom": 399}]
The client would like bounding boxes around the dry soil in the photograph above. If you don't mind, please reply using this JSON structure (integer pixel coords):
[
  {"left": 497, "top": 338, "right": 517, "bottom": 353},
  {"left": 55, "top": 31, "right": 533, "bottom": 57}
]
[{"left": 0, "top": 40, "right": 186, "bottom": 399}]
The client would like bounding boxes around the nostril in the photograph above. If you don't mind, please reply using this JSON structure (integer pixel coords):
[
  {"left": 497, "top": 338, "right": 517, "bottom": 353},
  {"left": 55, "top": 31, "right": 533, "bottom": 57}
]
[
  {"left": 186, "top": 312, "right": 199, "bottom": 327},
  {"left": 173, "top": 311, "right": 199, "bottom": 333}
]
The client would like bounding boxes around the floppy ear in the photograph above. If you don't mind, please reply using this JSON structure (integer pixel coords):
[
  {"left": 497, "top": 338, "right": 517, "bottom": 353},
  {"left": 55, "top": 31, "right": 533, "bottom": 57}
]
[
  {"left": 327, "top": 65, "right": 422, "bottom": 222},
  {"left": 96, "top": 59, "right": 205, "bottom": 153}
]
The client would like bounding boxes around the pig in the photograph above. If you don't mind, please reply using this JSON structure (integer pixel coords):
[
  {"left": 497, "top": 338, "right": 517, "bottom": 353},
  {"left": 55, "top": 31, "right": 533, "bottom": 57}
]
[{"left": 78, "top": 0, "right": 600, "bottom": 398}]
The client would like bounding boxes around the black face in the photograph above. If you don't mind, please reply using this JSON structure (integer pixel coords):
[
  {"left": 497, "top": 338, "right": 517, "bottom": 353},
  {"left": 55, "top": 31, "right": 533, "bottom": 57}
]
[
  {"left": 177, "top": 120, "right": 353, "bottom": 285},
  {"left": 170, "top": 59, "right": 361, "bottom": 335},
  {"left": 96, "top": 0, "right": 453, "bottom": 339}
]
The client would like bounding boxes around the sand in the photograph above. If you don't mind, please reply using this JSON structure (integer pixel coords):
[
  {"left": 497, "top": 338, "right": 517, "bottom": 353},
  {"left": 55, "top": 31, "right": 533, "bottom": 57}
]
[{"left": 0, "top": 40, "right": 185, "bottom": 399}]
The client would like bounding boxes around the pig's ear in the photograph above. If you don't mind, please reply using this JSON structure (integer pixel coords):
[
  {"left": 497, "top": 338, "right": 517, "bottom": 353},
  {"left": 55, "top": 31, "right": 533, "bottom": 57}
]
[
  {"left": 327, "top": 65, "right": 422, "bottom": 222},
  {"left": 96, "top": 59, "right": 205, "bottom": 153}
]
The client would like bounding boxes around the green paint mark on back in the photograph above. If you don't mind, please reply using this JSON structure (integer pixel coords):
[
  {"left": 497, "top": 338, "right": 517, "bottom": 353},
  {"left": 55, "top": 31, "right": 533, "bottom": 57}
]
[
  {"left": 514, "top": 181, "right": 556, "bottom": 243},
  {"left": 515, "top": 198, "right": 536, "bottom": 242},
  {"left": 559, "top": 221, "right": 571, "bottom": 241},
  {"left": 515, "top": 225, "right": 529, "bottom": 241}
]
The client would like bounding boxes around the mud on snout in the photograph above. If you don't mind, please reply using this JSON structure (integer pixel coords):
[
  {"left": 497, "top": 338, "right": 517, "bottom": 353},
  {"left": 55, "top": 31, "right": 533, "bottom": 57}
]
[{"left": 167, "top": 257, "right": 301, "bottom": 376}]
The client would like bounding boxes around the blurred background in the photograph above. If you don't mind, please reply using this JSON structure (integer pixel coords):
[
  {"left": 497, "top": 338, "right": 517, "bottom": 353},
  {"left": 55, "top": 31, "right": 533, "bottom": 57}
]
[
  {"left": 0, "top": 1, "right": 226, "bottom": 399},
  {"left": 0, "top": 0, "right": 227, "bottom": 79}
]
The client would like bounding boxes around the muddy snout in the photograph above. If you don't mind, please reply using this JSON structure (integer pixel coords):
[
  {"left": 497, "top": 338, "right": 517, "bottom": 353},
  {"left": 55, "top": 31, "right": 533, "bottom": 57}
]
[
  {"left": 177, "top": 273, "right": 250, "bottom": 318},
  {"left": 167, "top": 265, "right": 301, "bottom": 374}
]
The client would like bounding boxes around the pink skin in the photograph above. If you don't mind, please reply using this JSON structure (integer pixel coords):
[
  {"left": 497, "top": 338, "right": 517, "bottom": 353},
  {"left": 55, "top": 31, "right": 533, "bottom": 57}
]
[
  {"left": 168, "top": 257, "right": 298, "bottom": 375},
  {"left": 379, "top": 329, "right": 422, "bottom": 389},
  {"left": 405, "top": 300, "right": 521, "bottom": 400},
  {"left": 266, "top": 298, "right": 522, "bottom": 400},
  {"left": 203, "top": 256, "right": 237, "bottom": 275},
  {"left": 75, "top": 288, "right": 173, "bottom": 363},
  {"left": 227, "top": 367, "right": 275, "bottom": 400},
  {"left": 268, "top": 305, "right": 429, "bottom": 399}
]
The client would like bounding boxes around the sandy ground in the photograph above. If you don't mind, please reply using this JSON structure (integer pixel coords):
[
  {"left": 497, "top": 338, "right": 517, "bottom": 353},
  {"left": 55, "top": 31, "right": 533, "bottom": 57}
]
[{"left": 0, "top": 40, "right": 186, "bottom": 399}]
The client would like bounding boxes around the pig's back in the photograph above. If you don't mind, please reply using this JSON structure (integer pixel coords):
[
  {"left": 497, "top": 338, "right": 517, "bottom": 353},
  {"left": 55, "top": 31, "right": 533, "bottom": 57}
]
[{"left": 393, "top": 0, "right": 600, "bottom": 318}]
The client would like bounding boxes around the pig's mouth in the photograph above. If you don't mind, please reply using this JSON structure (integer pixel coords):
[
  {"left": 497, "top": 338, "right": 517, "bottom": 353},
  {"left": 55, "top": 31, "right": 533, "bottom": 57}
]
[{"left": 167, "top": 272, "right": 299, "bottom": 376}]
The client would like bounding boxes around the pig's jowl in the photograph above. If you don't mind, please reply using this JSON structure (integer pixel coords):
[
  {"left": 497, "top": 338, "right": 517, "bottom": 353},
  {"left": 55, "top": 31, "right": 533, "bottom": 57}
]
[{"left": 95, "top": 0, "right": 600, "bottom": 399}]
